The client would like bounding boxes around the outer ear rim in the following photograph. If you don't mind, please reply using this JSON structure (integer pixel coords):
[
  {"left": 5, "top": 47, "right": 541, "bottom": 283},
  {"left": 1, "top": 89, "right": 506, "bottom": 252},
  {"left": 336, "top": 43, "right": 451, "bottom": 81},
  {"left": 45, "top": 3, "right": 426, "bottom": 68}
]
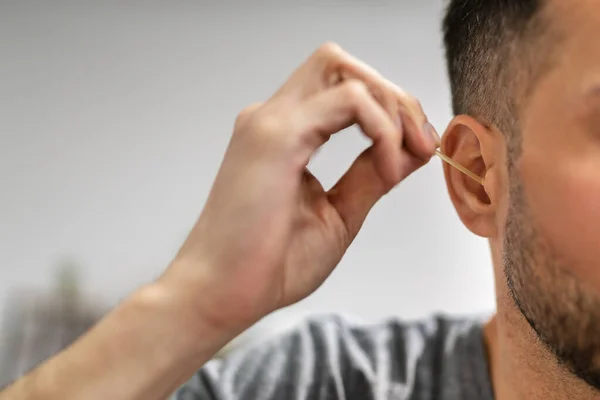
[{"left": 442, "top": 115, "right": 497, "bottom": 238}]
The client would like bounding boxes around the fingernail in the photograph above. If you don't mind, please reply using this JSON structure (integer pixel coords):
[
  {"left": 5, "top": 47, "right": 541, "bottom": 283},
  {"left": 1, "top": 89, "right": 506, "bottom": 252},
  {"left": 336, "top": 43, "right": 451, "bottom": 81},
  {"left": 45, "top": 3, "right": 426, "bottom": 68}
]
[{"left": 424, "top": 122, "right": 441, "bottom": 148}]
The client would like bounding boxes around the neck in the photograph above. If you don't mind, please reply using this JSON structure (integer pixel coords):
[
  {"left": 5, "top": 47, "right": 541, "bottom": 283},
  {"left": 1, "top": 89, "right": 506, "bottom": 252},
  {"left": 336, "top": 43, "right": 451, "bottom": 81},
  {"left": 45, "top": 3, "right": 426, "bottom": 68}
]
[{"left": 485, "top": 278, "right": 600, "bottom": 399}]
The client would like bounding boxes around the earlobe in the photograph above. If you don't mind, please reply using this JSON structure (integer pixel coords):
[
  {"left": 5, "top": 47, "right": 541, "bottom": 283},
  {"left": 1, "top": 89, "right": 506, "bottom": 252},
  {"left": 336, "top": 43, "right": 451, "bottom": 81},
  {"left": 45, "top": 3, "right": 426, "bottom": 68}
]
[{"left": 442, "top": 115, "right": 497, "bottom": 238}]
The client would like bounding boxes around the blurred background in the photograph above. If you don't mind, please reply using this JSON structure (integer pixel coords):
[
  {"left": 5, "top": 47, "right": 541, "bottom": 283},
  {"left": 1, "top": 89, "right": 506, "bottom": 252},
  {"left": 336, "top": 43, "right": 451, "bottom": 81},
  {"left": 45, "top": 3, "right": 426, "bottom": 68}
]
[{"left": 0, "top": 0, "right": 495, "bottom": 387}]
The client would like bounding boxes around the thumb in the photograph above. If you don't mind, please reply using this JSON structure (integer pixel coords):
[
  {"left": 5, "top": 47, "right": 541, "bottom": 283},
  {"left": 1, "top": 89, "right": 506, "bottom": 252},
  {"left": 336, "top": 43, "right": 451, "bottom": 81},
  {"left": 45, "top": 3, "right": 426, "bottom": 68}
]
[{"left": 327, "top": 147, "right": 426, "bottom": 241}]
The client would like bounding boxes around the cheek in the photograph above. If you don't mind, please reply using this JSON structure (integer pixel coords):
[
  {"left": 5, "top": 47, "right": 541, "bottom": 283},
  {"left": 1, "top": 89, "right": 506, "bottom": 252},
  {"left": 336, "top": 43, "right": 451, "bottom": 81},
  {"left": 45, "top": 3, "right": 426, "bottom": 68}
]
[{"left": 522, "top": 154, "right": 600, "bottom": 289}]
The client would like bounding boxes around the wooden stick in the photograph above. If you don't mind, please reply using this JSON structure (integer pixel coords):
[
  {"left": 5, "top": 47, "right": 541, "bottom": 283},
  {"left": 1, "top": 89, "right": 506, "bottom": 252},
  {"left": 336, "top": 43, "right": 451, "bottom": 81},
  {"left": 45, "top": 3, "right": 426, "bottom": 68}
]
[{"left": 435, "top": 149, "right": 484, "bottom": 185}]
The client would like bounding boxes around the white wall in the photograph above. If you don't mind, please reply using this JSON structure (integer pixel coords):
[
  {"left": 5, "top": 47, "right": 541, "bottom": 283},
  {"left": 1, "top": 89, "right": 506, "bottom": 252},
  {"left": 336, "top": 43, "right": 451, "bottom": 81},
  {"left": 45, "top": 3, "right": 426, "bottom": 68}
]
[{"left": 0, "top": 0, "right": 495, "bottom": 341}]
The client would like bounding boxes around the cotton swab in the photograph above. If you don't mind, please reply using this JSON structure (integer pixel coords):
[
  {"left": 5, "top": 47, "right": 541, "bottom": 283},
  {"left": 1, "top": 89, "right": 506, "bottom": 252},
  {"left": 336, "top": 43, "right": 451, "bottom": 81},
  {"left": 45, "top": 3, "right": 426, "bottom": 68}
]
[{"left": 435, "top": 149, "right": 484, "bottom": 185}]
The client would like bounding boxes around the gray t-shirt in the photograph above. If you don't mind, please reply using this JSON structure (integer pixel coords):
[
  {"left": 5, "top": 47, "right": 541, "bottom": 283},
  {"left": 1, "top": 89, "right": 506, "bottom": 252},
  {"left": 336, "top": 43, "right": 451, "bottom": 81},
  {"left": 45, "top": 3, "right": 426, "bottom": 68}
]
[{"left": 175, "top": 315, "right": 494, "bottom": 400}]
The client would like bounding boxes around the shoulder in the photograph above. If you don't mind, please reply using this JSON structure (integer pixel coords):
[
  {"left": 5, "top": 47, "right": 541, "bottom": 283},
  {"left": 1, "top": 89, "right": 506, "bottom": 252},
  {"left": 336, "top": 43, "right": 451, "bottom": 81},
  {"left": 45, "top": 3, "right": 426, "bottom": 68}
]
[{"left": 175, "top": 314, "right": 489, "bottom": 400}]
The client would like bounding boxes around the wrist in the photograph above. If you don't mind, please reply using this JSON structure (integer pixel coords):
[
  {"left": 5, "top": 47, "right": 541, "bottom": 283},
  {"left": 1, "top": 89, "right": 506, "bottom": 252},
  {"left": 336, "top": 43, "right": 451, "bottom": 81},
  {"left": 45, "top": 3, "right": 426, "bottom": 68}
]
[
  {"left": 133, "top": 280, "right": 240, "bottom": 362},
  {"left": 160, "top": 252, "right": 268, "bottom": 335}
]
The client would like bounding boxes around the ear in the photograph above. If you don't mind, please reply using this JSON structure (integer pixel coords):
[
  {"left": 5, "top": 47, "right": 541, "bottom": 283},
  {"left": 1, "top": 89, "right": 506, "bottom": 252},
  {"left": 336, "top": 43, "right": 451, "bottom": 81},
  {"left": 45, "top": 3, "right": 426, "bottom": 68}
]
[{"left": 442, "top": 115, "right": 497, "bottom": 238}]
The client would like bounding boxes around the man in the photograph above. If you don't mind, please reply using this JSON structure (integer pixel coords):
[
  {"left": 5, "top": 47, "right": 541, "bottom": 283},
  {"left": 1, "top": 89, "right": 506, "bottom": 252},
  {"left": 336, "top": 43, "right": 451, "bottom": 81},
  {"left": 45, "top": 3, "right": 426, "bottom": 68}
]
[{"left": 2, "top": 0, "right": 599, "bottom": 398}]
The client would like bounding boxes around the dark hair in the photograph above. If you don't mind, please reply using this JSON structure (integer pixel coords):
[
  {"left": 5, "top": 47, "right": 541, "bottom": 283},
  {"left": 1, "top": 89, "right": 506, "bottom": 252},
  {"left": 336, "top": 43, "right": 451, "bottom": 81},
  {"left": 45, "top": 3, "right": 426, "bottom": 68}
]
[{"left": 443, "top": 0, "right": 552, "bottom": 136}]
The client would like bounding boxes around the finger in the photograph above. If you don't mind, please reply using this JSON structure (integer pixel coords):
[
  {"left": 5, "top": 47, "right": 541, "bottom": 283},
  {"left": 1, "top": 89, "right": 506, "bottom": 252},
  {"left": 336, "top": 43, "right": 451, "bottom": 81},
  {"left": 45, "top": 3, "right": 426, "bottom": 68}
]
[
  {"left": 294, "top": 79, "right": 402, "bottom": 186},
  {"left": 272, "top": 42, "right": 438, "bottom": 160},
  {"left": 321, "top": 47, "right": 439, "bottom": 160},
  {"left": 273, "top": 42, "right": 351, "bottom": 100},
  {"left": 396, "top": 92, "right": 440, "bottom": 160},
  {"left": 335, "top": 66, "right": 439, "bottom": 160},
  {"left": 327, "top": 148, "right": 427, "bottom": 241},
  {"left": 291, "top": 43, "right": 438, "bottom": 159},
  {"left": 274, "top": 43, "right": 395, "bottom": 107}
]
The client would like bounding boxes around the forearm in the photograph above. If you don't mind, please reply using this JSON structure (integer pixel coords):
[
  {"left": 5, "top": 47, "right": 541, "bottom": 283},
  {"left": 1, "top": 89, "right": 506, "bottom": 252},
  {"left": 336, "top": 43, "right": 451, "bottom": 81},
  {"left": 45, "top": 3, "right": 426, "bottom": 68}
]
[{"left": 0, "top": 281, "right": 235, "bottom": 400}]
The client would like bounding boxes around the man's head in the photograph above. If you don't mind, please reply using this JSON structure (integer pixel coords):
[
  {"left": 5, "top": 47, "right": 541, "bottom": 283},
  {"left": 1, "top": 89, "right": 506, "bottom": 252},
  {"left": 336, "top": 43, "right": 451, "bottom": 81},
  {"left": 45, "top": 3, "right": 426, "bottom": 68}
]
[{"left": 442, "top": 0, "right": 600, "bottom": 389}]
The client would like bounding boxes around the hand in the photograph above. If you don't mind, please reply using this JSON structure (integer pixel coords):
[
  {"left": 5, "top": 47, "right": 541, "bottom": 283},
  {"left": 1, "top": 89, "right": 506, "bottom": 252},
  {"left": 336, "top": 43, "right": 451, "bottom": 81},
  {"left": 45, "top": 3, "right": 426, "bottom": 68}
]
[{"left": 162, "top": 43, "right": 440, "bottom": 334}]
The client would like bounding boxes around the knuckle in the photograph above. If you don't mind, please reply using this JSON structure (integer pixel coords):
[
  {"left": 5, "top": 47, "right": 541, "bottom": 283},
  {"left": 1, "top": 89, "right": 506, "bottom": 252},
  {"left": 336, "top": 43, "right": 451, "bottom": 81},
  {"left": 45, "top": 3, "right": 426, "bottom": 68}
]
[
  {"left": 342, "top": 80, "right": 368, "bottom": 104},
  {"left": 316, "top": 41, "right": 344, "bottom": 60},
  {"left": 235, "top": 103, "right": 263, "bottom": 129},
  {"left": 236, "top": 108, "right": 299, "bottom": 154},
  {"left": 251, "top": 113, "right": 284, "bottom": 138},
  {"left": 250, "top": 113, "right": 286, "bottom": 141}
]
